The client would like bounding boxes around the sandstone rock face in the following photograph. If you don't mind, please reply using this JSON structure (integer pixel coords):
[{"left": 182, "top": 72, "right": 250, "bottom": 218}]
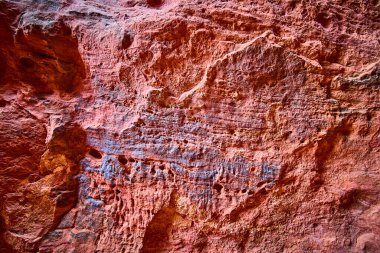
[{"left": 0, "top": 0, "right": 379, "bottom": 252}]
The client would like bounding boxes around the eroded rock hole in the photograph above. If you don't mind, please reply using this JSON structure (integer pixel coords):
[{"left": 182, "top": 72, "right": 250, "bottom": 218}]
[
  {"left": 316, "top": 13, "right": 331, "bottom": 28},
  {"left": 213, "top": 183, "right": 223, "bottom": 194},
  {"left": 19, "top": 57, "right": 35, "bottom": 69},
  {"left": 89, "top": 148, "right": 102, "bottom": 159},
  {"left": 141, "top": 192, "right": 177, "bottom": 252},
  {"left": 147, "top": 0, "right": 163, "bottom": 8},
  {"left": 118, "top": 155, "right": 128, "bottom": 165},
  {"left": 15, "top": 22, "right": 86, "bottom": 96},
  {"left": 121, "top": 31, "right": 134, "bottom": 49},
  {"left": 0, "top": 99, "right": 7, "bottom": 107}
]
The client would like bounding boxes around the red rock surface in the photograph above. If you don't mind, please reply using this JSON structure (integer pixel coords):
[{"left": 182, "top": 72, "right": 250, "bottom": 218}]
[{"left": 0, "top": 0, "right": 380, "bottom": 252}]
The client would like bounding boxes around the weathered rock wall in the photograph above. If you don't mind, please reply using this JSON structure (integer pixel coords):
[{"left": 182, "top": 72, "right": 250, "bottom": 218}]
[{"left": 0, "top": 0, "right": 379, "bottom": 252}]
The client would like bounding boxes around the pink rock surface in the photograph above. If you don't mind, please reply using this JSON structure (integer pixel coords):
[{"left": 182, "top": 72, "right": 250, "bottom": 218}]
[{"left": 0, "top": 0, "right": 379, "bottom": 252}]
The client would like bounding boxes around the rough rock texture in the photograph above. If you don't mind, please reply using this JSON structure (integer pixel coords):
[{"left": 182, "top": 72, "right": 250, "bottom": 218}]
[{"left": 0, "top": 0, "right": 380, "bottom": 252}]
